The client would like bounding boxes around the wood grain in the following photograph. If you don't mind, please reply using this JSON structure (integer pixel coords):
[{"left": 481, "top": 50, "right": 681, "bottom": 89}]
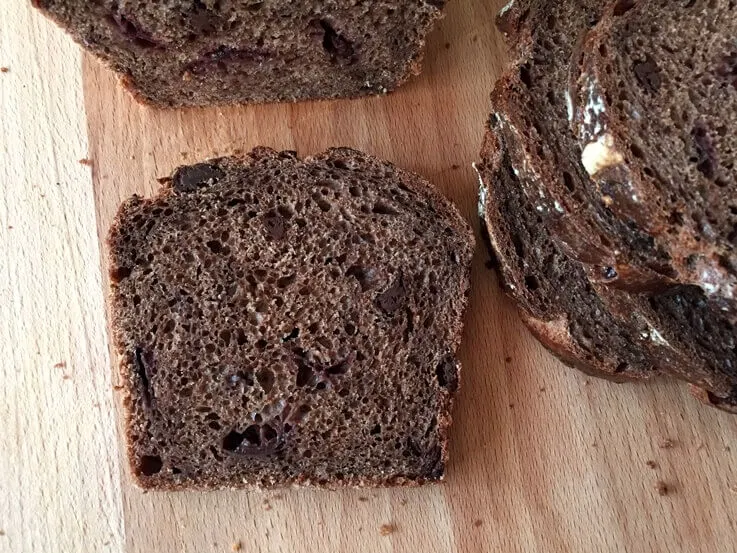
[{"left": 3, "top": 0, "right": 736, "bottom": 551}]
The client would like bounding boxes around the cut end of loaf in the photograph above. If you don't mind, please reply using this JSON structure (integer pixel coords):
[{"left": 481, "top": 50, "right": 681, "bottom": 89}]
[{"left": 34, "top": 0, "right": 446, "bottom": 107}]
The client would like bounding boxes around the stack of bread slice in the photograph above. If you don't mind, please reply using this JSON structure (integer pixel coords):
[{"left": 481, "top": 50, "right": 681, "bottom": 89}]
[{"left": 478, "top": 0, "right": 737, "bottom": 412}]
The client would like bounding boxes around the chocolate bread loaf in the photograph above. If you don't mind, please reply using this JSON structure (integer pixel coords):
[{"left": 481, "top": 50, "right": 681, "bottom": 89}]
[
  {"left": 480, "top": 0, "right": 737, "bottom": 412},
  {"left": 34, "top": 0, "right": 446, "bottom": 107},
  {"left": 571, "top": 0, "right": 737, "bottom": 309},
  {"left": 107, "top": 147, "right": 474, "bottom": 489}
]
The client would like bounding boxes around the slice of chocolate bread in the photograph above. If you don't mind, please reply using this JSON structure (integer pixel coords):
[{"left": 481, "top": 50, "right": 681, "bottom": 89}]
[
  {"left": 477, "top": 120, "right": 656, "bottom": 383},
  {"left": 34, "top": 0, "right": 445, "bottom": 107},
  {"left": 483, "top": 0, "right": 737, "bottom": 411},
  {"left": 571, "top": 0, "right": 737, "bottom": 309},
  {"left": 107, "top": 147, "right": 474, "bottom": 489},
  {"left": 479, "top": 119, "right": 737, "bottom": 412},
  {"left": 488, "top": 0, "right": 682, "bottom": 294}
]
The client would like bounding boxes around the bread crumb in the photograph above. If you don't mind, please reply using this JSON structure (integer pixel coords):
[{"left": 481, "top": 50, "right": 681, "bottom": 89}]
[
  {"left": 232, "top": 148, "right": 243, "bottom": 155},
  {"left": 451, "top": 164, "right": 460, "bottom": 170},
  {"left": 379, "top": 523, "right": 396, "bottom": 536},
  {"left": 0, "top": 67, "right": 8, "bottom": 73},
  {"left": 508, "top": 402, "right": 515, "bottom": 409},
  {"left": 471, "top": 35, "right": 478, "bottom": 43},
  {"left": 54, "top": 361, "right": 67, "bottom": 368},
  {"left": 539, "top": 386, "right": 546, "bottom": 392},
  {"left": 725, "top": 445, "right": 731, "bottom": 452},
  {"left": 231, "top": 541, "right": 242, "bottom": 551},
  {"left": 473, "top": 519, "right": 483, "bottom": 527},
  {"left": 182, "top": 71, "right": 192, "bottom": 82},
  {"left": 444, "top": 42, "right": 450, "bottom": 49},
  {"left": 659, "top": 439, "right": 675, "bottom": 449},
  {"left": 0, "top": 529, "right": 5, "bottom": 536},
  {"left": 262, "top": 499, "right": 272, "bottom": 511},
  {"left": 729, "top": 484, "right": 737, "bottom": 494},
  {"left": 113, "top": 384, "right": 125, "bottom": 391},
  {"left": 655, "top": 481, "right": 670, "bottom": 496},
  {"left": 79, "top": 158, "right": 93, "bottom": 166},
  {"left": 358, "top": 496, "right": 369, "bottom": 502},
  {"left": 181, "top": 152, "right": 189, "bottom": 158},
  {"left": 505, "top": 356, "right": 512, "bottom": 363},
  {"left": 646, "top": 460, "right": 657, "bottom": 469},
  {"left": 592, "top": 440, "right": 598, "bottom": 448},
  {"left": 399, "top": 497, "right": 408, "bottom": 506}
]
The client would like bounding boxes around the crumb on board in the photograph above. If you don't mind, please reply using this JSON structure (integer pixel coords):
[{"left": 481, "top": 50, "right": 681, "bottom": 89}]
[
  {"left": 474, "top": 519, "right": 483, "bottom": 528},
  {"left": 262, "top": 499, "right": 272, "bottom": 511},
  {"left": 399, "top": 497, "right": 408, "bottom": 506},
  {"left": 232, "top": 148, "right": 243, "bottom": 155},
  {"left": 444, "top": 42, "right": 451, "bottom": 49},
  {"left": 0, "top": 67, "right": 8, "bottom": 73},
  {"left": 231, "top": 541, "right": 242, "bottom": 552},
  {"left": 508, "top": 402, "right": 515, "bottom": 409},
  {"left": 379, "top": 523, "right": 396, "bottom": 536},
  {"left": 646, "top": 460, "right": 657, "bottom": 469},
  {"left": 54, "top": 361, "right": 67, "bottom": 368},
  {"left": 358, "top": 496, "right": 369, "bottom": 502},
  {"left": 539, "top": 386, "right": 546, "bottom": 392},
  {"left": 0, "top": 529, "right": 5, "bottom": 536},
  {"left": 79, "top": 158, "right": 93, "bottom": 166},
  {"left": 181, "top": 152, "right": 189, "bottom": 158},
  {"left": 655, "top": 481, "right": 670, "bottom": 496},
  {"left": 113, "top": 384, "right": 125, "bottom": 391},
  {"left": 729, "top": 484, "right": 737, "bottom": 494},
  {"left": 451, "top": 164, "right": 460, "bottom": 170},
  {"left": 659, "top": 439, "right": 675, "bottom": 449},
  {"left": 182, "top": 70, "right": 192, "bottom": 82},
  {"left": 505, "top": 356, "right": 512, "bottom": 363}
]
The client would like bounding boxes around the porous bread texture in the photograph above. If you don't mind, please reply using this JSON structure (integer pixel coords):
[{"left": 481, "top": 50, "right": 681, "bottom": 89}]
[
  {"left": 479, "top": 0, "right": 737, "bottom": 412},
  {"left": 572, "top": 0, "right": 737, "bottom": 309},
  {"left": 34, "top": 0, "right": 446, "bottom": 107},
  {"left": 107, "top": 147, "right": 474, "bottom": 489}
]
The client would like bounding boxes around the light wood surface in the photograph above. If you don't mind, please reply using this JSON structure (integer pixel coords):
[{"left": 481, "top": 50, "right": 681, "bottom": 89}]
[{"left": 3, "top": 0, "right": 736, "bottom": 551}]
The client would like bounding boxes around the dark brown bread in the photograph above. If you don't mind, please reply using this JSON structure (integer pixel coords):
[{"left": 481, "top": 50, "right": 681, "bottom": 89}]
[
  {"left": 482, "top": 0, "right": 737, "bottom": 412},
  {"left": 479, "top": 118, "right": 737, "bottom": 412},
  {"left": 489, "top": 0, "right": 680, "bottom": 294},
  {"left": 478, "top": 122, "right": 655, "bottom": 383},
  {"left": 33, "top": 0, "right": 445, "bottom": 107},
  {"left": 107, "top": 147, "right": 474, "bottom": 489},
  {"left": 571, "top": 0, "right": 737, "bottom": 310}
]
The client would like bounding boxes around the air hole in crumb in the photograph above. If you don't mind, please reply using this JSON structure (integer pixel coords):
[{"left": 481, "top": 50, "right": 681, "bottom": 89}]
[
  {"left": 206, "top": 240, "right": 223, "bottom": 253},
  {"left": 296, "top": 364, "right": 313, "bottom": 387},
  {"left": 257, "top": 368, "right": 275, "bottom": 392},
  {"left": 524, "top": 275, "right": 540, "bottom": 291},
  {"left": 613, "top": 0, "right": 635, "bottom": 15},
  {"left": 139, "top": 455, "right": 163, "bottom": 476},
  {"left": 261, "top": 423, "right": 277, "bottom": 442},
  {"left": 277, "top": 274, "right": 296, "bottom": 288},
  {"left": 372, "top": 201, "right": 399, "bottom": 215}
]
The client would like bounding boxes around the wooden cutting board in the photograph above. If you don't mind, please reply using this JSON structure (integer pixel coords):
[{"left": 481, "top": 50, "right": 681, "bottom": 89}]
[{"left": 2, "top": 0, "right": 736, "bottom": 551}]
